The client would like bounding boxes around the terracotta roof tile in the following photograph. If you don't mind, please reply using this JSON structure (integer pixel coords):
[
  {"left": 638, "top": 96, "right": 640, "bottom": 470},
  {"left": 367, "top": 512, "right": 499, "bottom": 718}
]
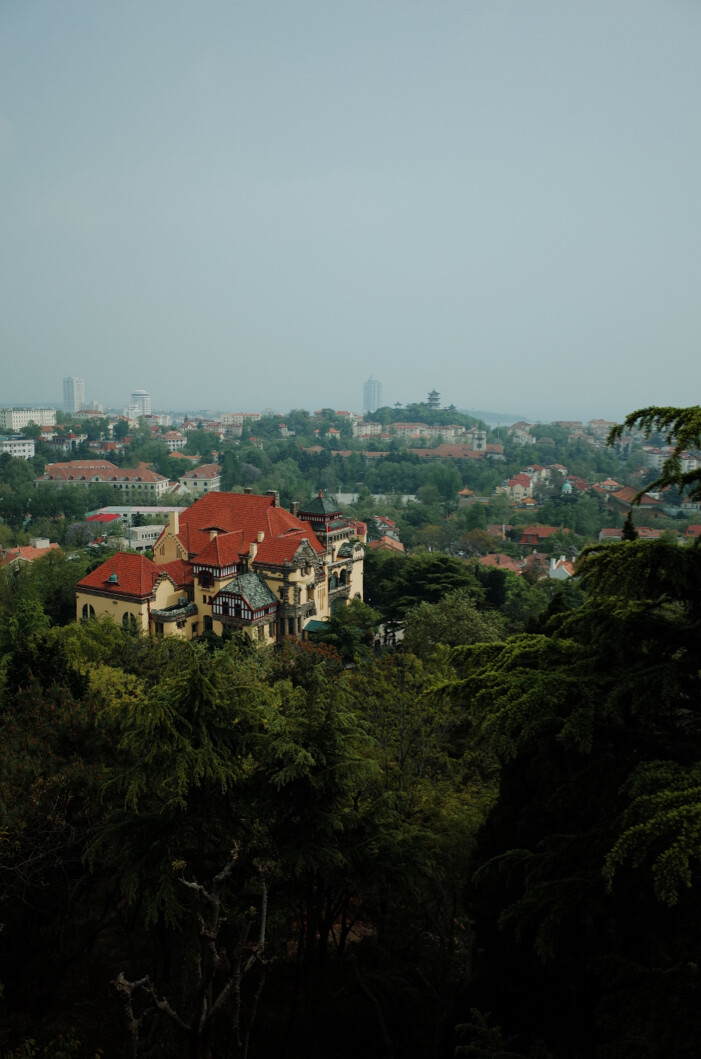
[
  {"left": 174, "top": 492, "right": 324, "bottom": 566},
  {"left": 77, "top": 552, "right": 162, "bottom": 599}
]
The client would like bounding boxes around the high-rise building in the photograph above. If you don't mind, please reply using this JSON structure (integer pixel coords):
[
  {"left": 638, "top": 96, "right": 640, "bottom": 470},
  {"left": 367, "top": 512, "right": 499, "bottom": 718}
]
[
  {"left": 63, "top": 377, "right": 85, "bottom": 414},
  {"left": 363, "top": 377, "right": 382, "bottom": 415},
  {"left": 131, "top": 389, "right": 152, "bottom": 417}
]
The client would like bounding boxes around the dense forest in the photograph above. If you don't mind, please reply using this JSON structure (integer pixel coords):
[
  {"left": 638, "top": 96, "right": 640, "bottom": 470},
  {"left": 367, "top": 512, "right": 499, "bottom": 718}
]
[{"left": 1, "top": 407, "right": 700, "bottom": 1057}]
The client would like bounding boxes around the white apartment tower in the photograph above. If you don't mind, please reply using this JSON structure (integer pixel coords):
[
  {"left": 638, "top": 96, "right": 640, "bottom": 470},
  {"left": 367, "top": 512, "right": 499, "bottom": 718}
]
[
  {"left": 63, "top": 377, "right": 85, "bottom": 414},
  {"left": 363, "top": 377, "right": 382, "bottom": 415},
  {"left": 131, "top": 389, "right": 152, "bottom": 417}
]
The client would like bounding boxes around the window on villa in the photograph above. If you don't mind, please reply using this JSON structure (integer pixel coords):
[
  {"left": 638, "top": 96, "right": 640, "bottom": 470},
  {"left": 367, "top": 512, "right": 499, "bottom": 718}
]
[
  {"left": 81, "top": 603, "right": 95, "bottom": 620},
  {"left": 204, "top": 616, "right": 213, "bottom": 632}
]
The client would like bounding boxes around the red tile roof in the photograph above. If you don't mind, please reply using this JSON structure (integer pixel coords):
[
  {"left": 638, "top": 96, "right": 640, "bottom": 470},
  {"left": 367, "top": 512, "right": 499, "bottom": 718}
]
[
  {"left": 476, "top": 553, "right": 524, "bottom": 574},
  {"left": 175, "top": 492, "right": 324, "bottom": 566},
  {"left": 77, "top": 552, "right": 162, "bottom": 599},
  {"left": 181, "top": 463, "right": 222, "bottom": 480},
  {"left": 194, "top": 530, "right": 246, "bottom": 567},
  {"left": 39, "top": 460, "right": 166, "bottom": 484},
  {"left": 1, "top": 543, "right": 61, "bottom": 566},
  {"left": 157, "top": 559, "right": 193, "bottom": 587},
  {"left": 367, "top": 536, "right": 405, "bottom": 553}
]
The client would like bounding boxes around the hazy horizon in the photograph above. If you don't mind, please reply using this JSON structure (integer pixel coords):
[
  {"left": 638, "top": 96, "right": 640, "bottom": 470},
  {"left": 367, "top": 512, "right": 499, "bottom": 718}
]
[{"left": 3, "top": 2, "right": 700, "bottom": 422}]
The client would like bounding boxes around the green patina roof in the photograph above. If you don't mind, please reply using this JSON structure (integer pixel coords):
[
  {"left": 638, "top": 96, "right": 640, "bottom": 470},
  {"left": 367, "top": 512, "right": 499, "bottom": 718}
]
[
  {"left": 300, "top": 492, "right": 342, "bottom": 517},
  {"left": 218, "top": 571, "right": 277, "bottom": 610}
]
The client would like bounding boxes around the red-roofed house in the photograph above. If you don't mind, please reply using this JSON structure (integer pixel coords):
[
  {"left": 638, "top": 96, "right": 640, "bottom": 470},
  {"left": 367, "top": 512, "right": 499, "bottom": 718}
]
[
  {"left": 608, "top": 487, "right": 662, "bottom": 512},
  {"left": 368, "top": 536, "right": 405, "bottom": 554},
  {"left": 519, "top": 525, "right": 561, "bottom": 546},
  {"left": 475, "top": 553, "right": 524, "bottom": 575},
  {"left": 498, "top": 473, "right": 534, "bottom": 503},
  {"left": 36, "top": 460, "right": 169, "bottom": 498},
  {"left": 1, "top": 539, "right": 61, "bottom": 571},
  {"left": 78, "top": 489, "right": 365, "bottom": 644},
  {"left": 178, "top": 464, "right": 222, "bottom": 495}
]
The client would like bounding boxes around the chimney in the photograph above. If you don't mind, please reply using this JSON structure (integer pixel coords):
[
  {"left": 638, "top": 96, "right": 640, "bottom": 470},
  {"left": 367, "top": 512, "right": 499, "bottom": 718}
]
[
  {"left": 290, "top": 501, "right": 299, "bottom": 516},
  {"left": 209, "top": 530, "right": 218, "bottom": 541},
  {"left": 169, "top": 509, "right": 180, "bottom": 536},
  {"left": 249, "top": 540, "right": 258, "bottom": 561},
  {"left": 257, "top": 530, "right": 265, "bottom": 543},
  {"left": 266, "top": 489, "right": 279, "bottom": 507},
  {"left": 244, "top": 487, "right": 252, "bottom": 494}
]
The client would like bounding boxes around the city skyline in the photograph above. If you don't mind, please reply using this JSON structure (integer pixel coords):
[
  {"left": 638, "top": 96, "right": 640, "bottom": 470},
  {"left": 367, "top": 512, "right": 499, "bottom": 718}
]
[{"left": 3, "top": 3, "right": 701, "bottom": 421}]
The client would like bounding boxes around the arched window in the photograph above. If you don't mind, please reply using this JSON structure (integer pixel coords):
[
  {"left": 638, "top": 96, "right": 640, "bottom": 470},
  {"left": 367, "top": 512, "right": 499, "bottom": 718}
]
[
  {"left": 81, "top": 603, "right": 95, "bottom": 620},
  {"left": 122, "top": 612, "right": 138, "bottom": 632}
]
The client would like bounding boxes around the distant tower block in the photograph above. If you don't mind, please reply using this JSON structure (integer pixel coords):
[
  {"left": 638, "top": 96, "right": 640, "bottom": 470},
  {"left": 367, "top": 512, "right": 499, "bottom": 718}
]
[
  {"left": 63, "top": 377, "right": 85, "bottom": 414},
  {"left": 131, "top": 389, "right": 152, "bottom": 417},
  {"left": 363, "top": 377, "right": 382, "bottom": 415},
  {"left": 427, "top": 389, "right": 440, "bottom": 409}
]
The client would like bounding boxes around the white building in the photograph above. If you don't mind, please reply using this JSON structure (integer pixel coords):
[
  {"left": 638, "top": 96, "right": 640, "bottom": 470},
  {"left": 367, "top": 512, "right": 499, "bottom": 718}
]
[
  {"left": 0, "top": 435, "right": 36, "bottom": 459},
  {"left": 220, "top": 412, "right": 261, "bottom": 426},
  {"left": 0, "top": 407, "right": 56, "bottom": 431},
  {"left": 130, "top": 390, "right": 152, "bottom": 417},
  {"left": 63, "top": 378, "right": 85, "bottom": 414}
]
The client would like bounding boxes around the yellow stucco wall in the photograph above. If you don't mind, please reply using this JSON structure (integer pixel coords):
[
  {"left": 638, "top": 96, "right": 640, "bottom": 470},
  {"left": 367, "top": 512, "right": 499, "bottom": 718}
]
[{"left": 76, "top": 590, "right": 149, "bottom": 632}]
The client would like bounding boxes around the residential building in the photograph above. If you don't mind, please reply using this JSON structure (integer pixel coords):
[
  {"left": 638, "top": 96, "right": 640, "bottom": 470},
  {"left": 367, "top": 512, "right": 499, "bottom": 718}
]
[
  {"left": 363, "top": 377, "right": 382, "bottom": 416},
  {"left": 163, "top": 430, "right": 186, "bottom": 452},
  {"left": 352, "top": 419, "right": 383, "bottom": 439},
  {"left": 1, "top": 538, "right": 61, "bottom": 571},
  {"left": 46, "top": 432, "right": 87, "bottom": 454},
  {"left": 36, "top": 460, "right": 170, "bottom": 498},
  {"left": 367, "top": 536, "right": 405, "bottom": 554},
  {"left": 63, "top": 378, "right": 85, "bottom": 415},
  {"left": 0, "top": 407, "right": 56, "bottom": 431},
  {"left": 549, "top": 556, "right": 575, "bottom": 580},
  {"left": 519, "top": 525, "right": 561, "bottom": 547},
  {"left": 178, "top": 464, "right": 223, "bottom": 495},
  {"left": 220, "top": 412, "right": 261, "bottom": 427},
  {"left": 76, "top": 490, "right": 365, "bottom": 643},
  {"left": 497, "top": 473, "right": 534, "bottom": 503},
  {"left": 0, "top": 435, "right": 35, "bottom": 459}
]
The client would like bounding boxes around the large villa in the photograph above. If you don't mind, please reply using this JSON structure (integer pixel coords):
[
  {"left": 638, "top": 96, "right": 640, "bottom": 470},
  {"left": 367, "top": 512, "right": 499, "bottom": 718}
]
[{"left": 76, "top": 490, "right": 365, "bottom": 644}]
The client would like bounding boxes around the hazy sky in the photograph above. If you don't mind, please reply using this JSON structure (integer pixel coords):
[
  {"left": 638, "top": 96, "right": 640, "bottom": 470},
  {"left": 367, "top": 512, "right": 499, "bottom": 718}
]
[{"left": 2, "top": 1, "right": 700, "bottom": 421}]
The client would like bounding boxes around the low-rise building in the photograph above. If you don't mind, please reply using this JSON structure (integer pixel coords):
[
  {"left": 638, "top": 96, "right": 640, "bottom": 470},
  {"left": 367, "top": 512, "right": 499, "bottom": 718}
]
[
  {"left": 0, "top": 435, "right": 35, "bottom": 459},
  {"left": 162, "top": 431, "right": 186, "bottom": 452},
  {"left": 0, "top": 407, "right": 56, "bottom": 431},
  {"left": 36, "top": 460, "right": 170, "bottom": 498},
  {"left": 178, "top": 464, "right": 222, "bottom": 495}
]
